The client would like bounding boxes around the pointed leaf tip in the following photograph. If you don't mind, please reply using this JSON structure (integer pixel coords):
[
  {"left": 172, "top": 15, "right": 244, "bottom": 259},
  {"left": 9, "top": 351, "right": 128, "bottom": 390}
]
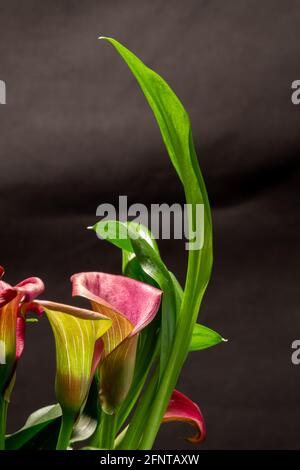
[{"left": 189, "top": 323, "right": 225, "bottom": 352}]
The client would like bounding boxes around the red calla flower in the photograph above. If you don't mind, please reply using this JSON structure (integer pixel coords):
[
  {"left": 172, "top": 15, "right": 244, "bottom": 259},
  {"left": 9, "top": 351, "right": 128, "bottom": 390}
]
[
  {"left": 163, "top": 390, "right": 206, "bottom": 443},
  {"left": 0, "top": 269, "right": 44, "bottom": 399}
]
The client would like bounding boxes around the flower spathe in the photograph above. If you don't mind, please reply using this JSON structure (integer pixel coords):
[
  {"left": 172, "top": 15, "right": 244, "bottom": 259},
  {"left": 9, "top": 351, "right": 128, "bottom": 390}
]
[
  {"left": 0, "top": 268, "right": 44, "bottom": 400},
  {"left": 163, "top": 390, "right": 206, "bottom": 443},
  {"left": 71, "top": 272, "right": 162, "bottom": 413},
  {"left": 29, "top": 300, "right": 112, "bottom": 415}
]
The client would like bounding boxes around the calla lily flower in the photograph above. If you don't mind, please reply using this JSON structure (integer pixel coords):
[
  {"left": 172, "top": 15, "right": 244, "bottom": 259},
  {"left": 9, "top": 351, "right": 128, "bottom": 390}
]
[
  {"left": 163, "top": 390, "right": 206, "bottom": 443},
  {"left": 0, "top": 268, "right": 44, "bottom": 400},
  {"left": 28, "top": 300, "right": 112, "bottom": 416},
  {"left": 71, "top": 272, "right": 162, "bottom": 414}
]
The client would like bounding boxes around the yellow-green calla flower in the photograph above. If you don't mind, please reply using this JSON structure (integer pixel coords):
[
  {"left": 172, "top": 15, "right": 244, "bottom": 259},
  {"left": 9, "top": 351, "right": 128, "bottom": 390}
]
[{"left": 30, "top": 300, "right": 112, "bottom": 416}]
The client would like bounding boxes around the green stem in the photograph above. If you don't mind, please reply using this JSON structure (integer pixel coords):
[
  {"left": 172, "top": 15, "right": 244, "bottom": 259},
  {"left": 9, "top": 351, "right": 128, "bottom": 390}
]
[
  {"left": 116, "top": 341, "right": 159, "bottom": 431},
  {"left": 56, "top": 411, "right": 75, "bottom": 450},
  {"left": 119, "top": 369, "right": 158, "bottom": 450},
  {"left": 89, "top": 402, "right": 102, "bottom": 448},
  {"left": 104, "top": 413, "right": 117, "bottom": 449},
  {"left": 89, "top": 421, "right": 102, "bottom": 448},
  {"left": 91, "top": 412, "right": 116, "bottom": 449},
  {"left": 0, "top": 395, "right": 8, "bottom": 450},
  {"left": 139, "top": 251, "right": 205, "bottom": 449}
]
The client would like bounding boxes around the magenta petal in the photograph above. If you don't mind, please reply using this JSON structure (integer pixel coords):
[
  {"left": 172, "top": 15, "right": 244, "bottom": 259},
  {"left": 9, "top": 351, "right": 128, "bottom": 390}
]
[
  {"left": 91, "top": 338, "right": 104, "bottom": 378},
  {"left": 21, "top": 301, "right": 44, "bottom": 317},
  {"left": 15, "top": 277, "right": 45, "bottom": 302},
  {"left": 0, "top": 276, "right": 44, "bottom": 307},
  {"left": 0, "top": 274, "right": 45, "bottom": 400},
  {"left": 163, "top": 390, "right": 206, "bottom": 443},
  {"left": 0, "top": 266, "right": 4, "bottom": 279},
  {"left": 0, "top": 281, "right": 18, "bottom": 308},
  {"left": 71, "top": 272, "right": 162, "bottom": 334},
  {"left": 16, "top": 316, "right": 26, "bottom": 360}
]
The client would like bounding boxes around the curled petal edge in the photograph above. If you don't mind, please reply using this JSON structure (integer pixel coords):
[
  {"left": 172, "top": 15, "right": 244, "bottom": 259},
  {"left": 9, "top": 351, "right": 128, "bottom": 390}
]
[
  {"left": 0, "top": 276, "right": 44, "bottom": 308},
  {"left": 71, "top": 272, "right": 162, "bottom": 335},
  {"left": 24, "top": 300, "right": 110, "bottom": 321},
  {"left": 15, "top": 277, "right": 45, "bottom": 303},
  {"left": 163, "top": 390, "right": 206, "bottom": 443}
]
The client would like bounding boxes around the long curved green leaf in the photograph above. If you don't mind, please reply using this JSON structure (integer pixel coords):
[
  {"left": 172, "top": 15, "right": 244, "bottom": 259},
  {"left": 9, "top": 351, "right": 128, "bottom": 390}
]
[
  {"left": 99, "top": 36, "right": 212, "bottom": 326},
  {"left": 99, "top": 37, "right": 213, "bottom": 449},
  {"left": 99, "top": 38, "right": 211, "bottom": 215}
]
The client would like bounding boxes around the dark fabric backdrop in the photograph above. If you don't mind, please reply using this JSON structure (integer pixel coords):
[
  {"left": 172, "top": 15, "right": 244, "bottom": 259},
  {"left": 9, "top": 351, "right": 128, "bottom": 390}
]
[{"left": 0, "top": 0, "right": 300, "bottom": 449}]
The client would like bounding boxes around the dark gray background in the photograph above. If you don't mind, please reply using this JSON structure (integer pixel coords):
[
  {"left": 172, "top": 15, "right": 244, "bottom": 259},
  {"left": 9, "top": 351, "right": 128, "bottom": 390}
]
[{"left": 0, "top": 0, "right": 300, "bottom": 449}]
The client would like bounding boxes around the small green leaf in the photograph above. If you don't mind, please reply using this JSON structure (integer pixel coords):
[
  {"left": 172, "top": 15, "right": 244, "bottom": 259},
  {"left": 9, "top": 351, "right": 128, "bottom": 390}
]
[
  {"left": 5, "top": 404, "right": 62, "bottom": 450},
  {"left": 70, "top": 414, "right": 97, "bottom": 444},
  {"left": 6, "top": 403, "right": 98, "bottom": 449},
  {"left": 91, "top": 220, "right": 178, "bottom": 376},
  {"left": 92, "top": 220, "right": 159, "bottom": 256},
  {"left": 189, "top": 323, "right": 227, "bottom": 352},
  {"left": 92, "top": 220, "right": 132, "bottom": 252},
  {"left": 22, "top": 404, "right": 61, "bottom": 428}
]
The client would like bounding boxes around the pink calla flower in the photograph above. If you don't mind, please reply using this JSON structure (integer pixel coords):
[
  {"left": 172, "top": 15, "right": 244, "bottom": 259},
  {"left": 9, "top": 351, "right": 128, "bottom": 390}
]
[
  {"left": 71, "top": 272, "right": 162, "bottom": 413},
  {"left": 0, "top": 268, "right": 44, "bottom": 400},
  {"left": 163, "top": 390, "right": 206, "bottom": 443}
]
